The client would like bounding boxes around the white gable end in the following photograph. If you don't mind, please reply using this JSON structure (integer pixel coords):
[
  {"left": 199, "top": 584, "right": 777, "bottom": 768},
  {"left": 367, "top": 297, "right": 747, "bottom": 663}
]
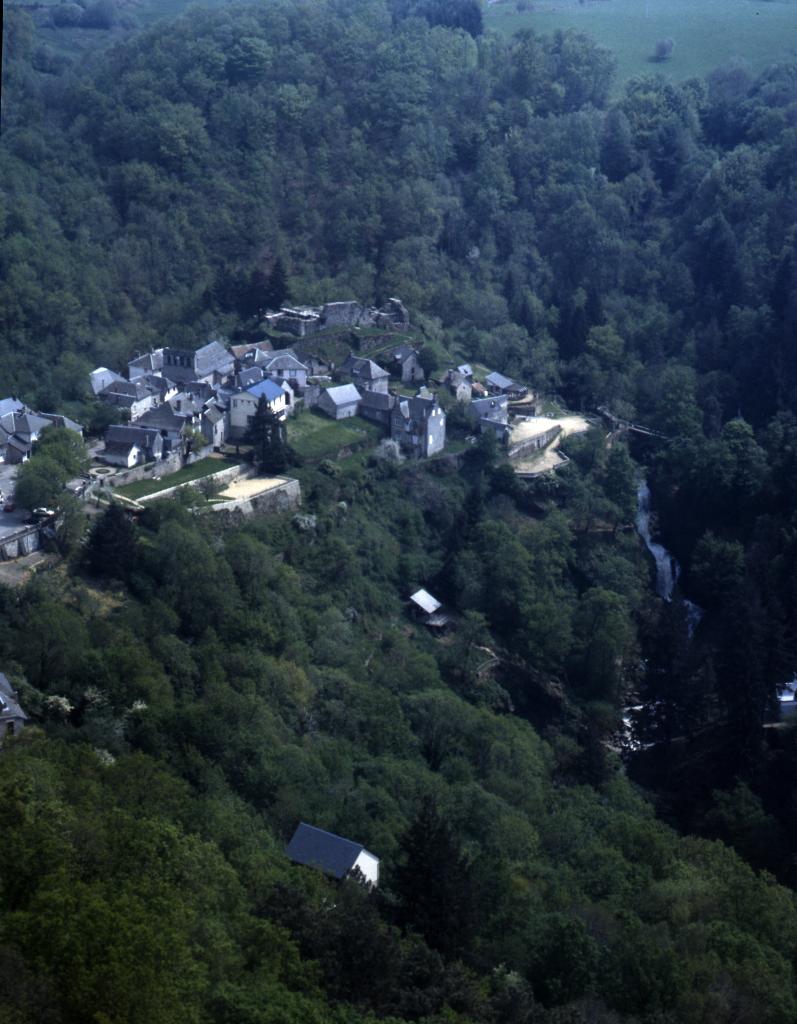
[{"left": 352, "top": 850, "right": 380, "bottom": 887}]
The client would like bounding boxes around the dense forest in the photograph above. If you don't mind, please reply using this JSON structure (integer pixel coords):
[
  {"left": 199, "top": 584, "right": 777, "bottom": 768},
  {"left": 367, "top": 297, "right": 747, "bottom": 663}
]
[{"left": 2, "top": 0, "right": 797, "bottom": 1021}]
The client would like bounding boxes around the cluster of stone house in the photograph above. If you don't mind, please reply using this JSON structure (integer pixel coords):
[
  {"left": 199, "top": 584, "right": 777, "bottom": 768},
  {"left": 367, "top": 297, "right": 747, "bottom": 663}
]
[
  {"left": 87, "top": 296, "right": 532, "bottom": 468},
  {"left": 308, "top": 352, "right": 447, "bottom": 460},
  {"left": 0, "top": 397, "right": 83, "bottom": 465},
  {"left": 91, "top": 338, "right": 318, "bottom": 468},
  {"left": 438, "top": 364, "right": 535, "bottom": 446}
]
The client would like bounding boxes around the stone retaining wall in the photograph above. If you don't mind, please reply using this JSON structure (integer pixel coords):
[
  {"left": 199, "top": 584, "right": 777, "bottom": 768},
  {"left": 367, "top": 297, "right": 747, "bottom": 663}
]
[
  {"left": 208, "top": 477, "right": 301, "bottom": 518},
  {"left": 137, "top": 462, "right": 247, "bottom": 505},
  {"left": 103, "top": 446, "right": 212, "bottom": 488},
  {"left": 507, "top": 424, "right": 561, "bottom": 460}
]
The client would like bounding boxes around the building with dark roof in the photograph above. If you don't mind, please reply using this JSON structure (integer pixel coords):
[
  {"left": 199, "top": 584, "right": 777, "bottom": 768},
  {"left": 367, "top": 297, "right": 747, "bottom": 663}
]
[
  {"left": 286, "top": 823, "right": 380, "bottom": 886},
  {"left": 0, "top": 672, "right": 29, "bottom": 746},
  {"left": 390, "top": 394, "right": 446, "bottom": 458},
  {"left": 388, "top": 345, "right": 425, "bottom": 384},
  {"left": 358, "top": 389, "right": 395, "bottom": 426},
  {"left": 160, "top": 341, "right": 234, "bottom": 384},
  {"left": 339, "top": 355, "right": 390, "bottom": 394},
  {"left": 103, "top": 425, "right": 164, "bottom": 467},
  {"left": 261, "top": 350, "right": 309, "bottom": 391},
  {"left": 317, "top": 383, "right": 361, "bottom": 420}
]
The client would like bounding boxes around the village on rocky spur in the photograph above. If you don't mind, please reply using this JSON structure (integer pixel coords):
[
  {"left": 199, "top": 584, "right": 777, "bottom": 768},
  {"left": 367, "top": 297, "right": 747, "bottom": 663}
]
[{"left": 0, "top": 295, "right": 590, "bottom": 572}]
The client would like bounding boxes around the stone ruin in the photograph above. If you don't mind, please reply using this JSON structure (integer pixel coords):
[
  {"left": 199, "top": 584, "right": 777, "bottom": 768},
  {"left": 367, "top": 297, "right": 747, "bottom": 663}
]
[{"left": 263, "top": 298, "right": 409, "bottom": 338}]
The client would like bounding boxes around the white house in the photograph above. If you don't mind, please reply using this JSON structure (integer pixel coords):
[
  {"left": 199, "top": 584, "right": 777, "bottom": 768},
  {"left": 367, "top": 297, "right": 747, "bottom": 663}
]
[
  {"left": 229, "top": 378, "right": 287, "bottom": 439},
  {"left": 285, "top": 822, "right": 380, "bottom": 887}
]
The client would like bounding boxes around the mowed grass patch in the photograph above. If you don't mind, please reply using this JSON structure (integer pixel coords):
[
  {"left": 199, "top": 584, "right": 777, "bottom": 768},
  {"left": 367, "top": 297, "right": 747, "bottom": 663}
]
[
  {"left": 114, "top": 457, "right": 240, "bottom": 500},
  {"left": 486, "top": 0, "right": 797, "bottom": 93},
  {"left": 288, "top": 410, "right": 383, "bottom": 460}
]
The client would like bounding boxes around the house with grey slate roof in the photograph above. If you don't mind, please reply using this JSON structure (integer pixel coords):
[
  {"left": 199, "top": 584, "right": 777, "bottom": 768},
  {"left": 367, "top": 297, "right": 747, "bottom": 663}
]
[
  {"left": 103, "top": 425, "right": 164, "bottom": 467},
  {"left": 158, "top": 340, "right": 235, "bottom": 385},
  {"left": 200, "top": 403, "right": 227, "bottom": 449},
  {"left": 358, "top": 389, "right": 395, "bottom": 427},
  {"left": 128, "top": 349, "right": 165, "bottom": 380},
  {"left": 390, "top": 394, "right": 446, "bottom": 458},
  {"left": 286, "top": 822, "right": 380, "bottom": 886},
  {"left": 0, "top": 672, "right": 30, "bottom": 746},
  {"left": 485, "top": 371, "right": 528, "bottom": 399},
  {"left": 0, "top": 409, "right": 55, "bottom": 463},
  {"left": 99, "top": 379, "right": 163, "bottom": 421},
  {"left": 467, "top": 396, "right": 510, "bottom": 442},
  {"left": 388, "top": 344, "right": 425, "bottom": 384},
  {"left": 317, "top": 384, "right": 361, "bottom": 420},
  {"left": 90, "top": 367, "right": 126, "bottom": 396},
  {"left": 339, "top": 355, "right": 390, "bottom": 395},
  {"left": 260, "top": 350, "right": 310, "bottom": 392}
]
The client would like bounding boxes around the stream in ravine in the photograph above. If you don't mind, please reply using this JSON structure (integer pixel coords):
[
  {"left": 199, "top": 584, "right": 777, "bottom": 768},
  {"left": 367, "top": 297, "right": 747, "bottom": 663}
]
[{"left": 621, "top": 481, "right": 704, "bottom": 750}]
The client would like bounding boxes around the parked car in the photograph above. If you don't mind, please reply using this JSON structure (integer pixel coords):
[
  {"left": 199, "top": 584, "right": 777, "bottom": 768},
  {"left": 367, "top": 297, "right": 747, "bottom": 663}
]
[
  {"left": 3, "top": 500, "right": 16, "bottom": 513},
  {"left": 28, "top": 507, "right": 56, "bottom": 523}
]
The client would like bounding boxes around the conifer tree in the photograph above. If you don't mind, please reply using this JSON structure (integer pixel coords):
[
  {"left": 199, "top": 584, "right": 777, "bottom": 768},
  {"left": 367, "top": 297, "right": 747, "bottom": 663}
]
[{"left": 244, "top": 395, "right": 287, "bottom": 473}]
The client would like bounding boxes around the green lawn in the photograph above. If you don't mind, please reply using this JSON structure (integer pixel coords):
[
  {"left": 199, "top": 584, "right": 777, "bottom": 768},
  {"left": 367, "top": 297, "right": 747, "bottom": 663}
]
[
  {"left": 114, "top": 457, "right": 239, "bottom": 500},
  {"left": 288, "top": 410, "right": 383, "bottom": 460},
  {"left": 486, "top": 0, "right": 797, "bottom": 92}
]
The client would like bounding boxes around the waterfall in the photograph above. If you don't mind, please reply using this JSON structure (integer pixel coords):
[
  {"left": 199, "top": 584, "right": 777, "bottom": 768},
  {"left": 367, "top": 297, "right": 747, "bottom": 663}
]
[
  {"left": 636, "top": 480, "right": 678, "bottom": 601},
  {"left": 636, "top": 479, "right": 704, "bottom": 635}
]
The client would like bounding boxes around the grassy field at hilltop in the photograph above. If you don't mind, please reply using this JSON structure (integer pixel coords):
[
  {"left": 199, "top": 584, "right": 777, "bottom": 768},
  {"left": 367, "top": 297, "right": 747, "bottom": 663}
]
[{"left": 487, "top": 0, "right": 797, "bottom": 92}]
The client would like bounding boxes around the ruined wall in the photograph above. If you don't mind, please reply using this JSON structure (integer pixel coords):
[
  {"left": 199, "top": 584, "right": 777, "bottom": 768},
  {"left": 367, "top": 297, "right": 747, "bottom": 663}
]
[{"left": 0, "top": 525, "right": 42, "bottom": 562}]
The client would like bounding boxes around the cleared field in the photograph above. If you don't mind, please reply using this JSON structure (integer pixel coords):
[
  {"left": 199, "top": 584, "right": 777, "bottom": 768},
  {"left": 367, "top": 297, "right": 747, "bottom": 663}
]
[
  {"left": 487, "top": 0, "right": 797, "bottom": 92},
  {"left": 288, "top": 411, "right": 383, "bottom": 460}
]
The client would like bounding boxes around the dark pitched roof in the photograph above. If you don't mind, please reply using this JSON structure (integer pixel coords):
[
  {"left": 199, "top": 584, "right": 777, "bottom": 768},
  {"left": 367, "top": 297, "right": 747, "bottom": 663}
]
[
  {"left": 263, "top": 351, "right": 308, "bottom": 373},
  {"left": 101, "top": 380, "right": 157, "bottom": 401},
  {"left": 202, "top": 404, "right": 225, "bottom": 425},
  {"left": 340, "top": 355, "right": 389, "bottom": 381},
  {"left": 128, "top": 349, "right": 165, "bottom": 374},
  {"left": 286, "top": 823, "right": 371, "bottom": 879},
  {"left": 400, "top": 396, "right": 438, "bottom": 423},
  {"left": 0, "top": 673, "right": 29, "bottom": 723},
  {"left": 486, "top": 371, "right": 514, "bottom": 390},
  {"left": 237, "top": 367, "right": 264, "bottom": 389},
  {"left": 230, "top": 341, "right": 273, "bottom": 360},
  {"left": 194, "top": 340, "right": 234, "bottom": 377},
  {"left": 105, "top": 425, "right": 161, "bottom": 448},
  {"left": 137, "top": 405, "right": 192, "bottom": 432},
  {"left": 390, "top": 344, "right": 416, "bottom": 362},
  {"left": 359, "top": 390, "right": 395, "bottom": 411},
  {"left": 471, "top": 396, "right": 508, "bottom": 422}
]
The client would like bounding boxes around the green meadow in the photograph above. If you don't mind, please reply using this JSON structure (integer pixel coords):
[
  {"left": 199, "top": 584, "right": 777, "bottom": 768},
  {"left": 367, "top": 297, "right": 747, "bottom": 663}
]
[{"left": 486, "top": 0, "right": 797, "bottom": 91}]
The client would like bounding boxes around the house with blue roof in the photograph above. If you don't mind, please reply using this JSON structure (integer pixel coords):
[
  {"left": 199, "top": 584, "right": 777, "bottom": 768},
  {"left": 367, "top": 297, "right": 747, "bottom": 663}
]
[
  {"left": 286, "top": 822, "right": 380, "bottom": 887},
  {"left": 229, "top": 378, "right": 288, "bottom": 440}
]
